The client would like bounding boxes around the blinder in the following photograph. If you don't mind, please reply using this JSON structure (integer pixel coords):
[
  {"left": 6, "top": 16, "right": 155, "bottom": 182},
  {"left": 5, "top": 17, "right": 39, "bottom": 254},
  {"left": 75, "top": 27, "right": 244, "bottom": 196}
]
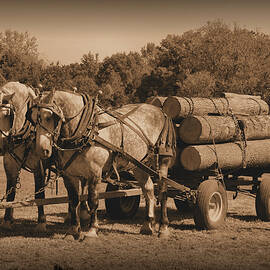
[{"left": 26, "top": 103, "right": 65, "bottom": 126}]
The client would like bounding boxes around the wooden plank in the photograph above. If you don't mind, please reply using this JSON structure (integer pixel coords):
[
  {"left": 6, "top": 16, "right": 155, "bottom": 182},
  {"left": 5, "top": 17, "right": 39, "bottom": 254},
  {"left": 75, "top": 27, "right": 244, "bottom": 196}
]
[{"left": 0, "top": 188, "right": 143, "bottom": 210}]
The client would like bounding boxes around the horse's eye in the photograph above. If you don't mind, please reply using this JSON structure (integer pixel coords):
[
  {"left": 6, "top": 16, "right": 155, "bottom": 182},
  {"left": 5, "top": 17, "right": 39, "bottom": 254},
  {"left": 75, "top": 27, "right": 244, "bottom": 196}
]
[{"left": 42, "top": 110, "right": 53, "bottom": 121}]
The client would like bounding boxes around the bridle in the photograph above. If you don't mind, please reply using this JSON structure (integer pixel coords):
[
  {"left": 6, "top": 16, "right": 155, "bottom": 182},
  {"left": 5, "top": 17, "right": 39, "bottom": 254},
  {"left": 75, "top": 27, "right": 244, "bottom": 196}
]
[{"left": 27, "top": 101, "right": 65, "bottom": 146}]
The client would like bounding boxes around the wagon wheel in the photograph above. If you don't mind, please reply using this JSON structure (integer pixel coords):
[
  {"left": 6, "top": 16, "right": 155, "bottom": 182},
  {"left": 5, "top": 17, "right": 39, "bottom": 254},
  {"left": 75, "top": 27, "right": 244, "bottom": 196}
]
[
  {"left": 255, "top": 178, "right": 270, "bottom": 221},
  {"left": 194, "top": 180, "right": 228, "bottom": 230},
  {"left": 105, "top": 183, "right": 140, "bottom": 220}
]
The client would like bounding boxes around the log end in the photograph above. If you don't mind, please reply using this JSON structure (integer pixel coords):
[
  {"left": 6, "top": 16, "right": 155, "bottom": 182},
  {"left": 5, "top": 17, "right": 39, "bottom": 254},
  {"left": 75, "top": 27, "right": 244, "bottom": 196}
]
[
  {"left": 163, "top": 96, "right": 181, "bottom": 119},
  {"left": 179, "top": 116, "right": 202, "bottom": 144},
  {"left": 180, "top": 146, "right": 202, "bottom": 171}
]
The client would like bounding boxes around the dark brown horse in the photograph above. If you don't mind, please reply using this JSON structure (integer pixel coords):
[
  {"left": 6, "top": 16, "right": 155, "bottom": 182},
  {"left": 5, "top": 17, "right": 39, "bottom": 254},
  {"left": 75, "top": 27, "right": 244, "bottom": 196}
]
[
  {"left": 0, "top": 82, "right": 47, "bottom": 231},
  {"left": 29, "top": 90, "right": 176, "bottom": 240}
]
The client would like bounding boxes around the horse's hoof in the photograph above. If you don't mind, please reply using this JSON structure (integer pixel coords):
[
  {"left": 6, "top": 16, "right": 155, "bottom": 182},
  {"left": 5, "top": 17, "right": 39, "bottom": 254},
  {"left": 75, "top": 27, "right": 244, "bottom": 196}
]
[
  {"left": 1, "top": 220, "right": 13, "bottom": 231},
  {"left": 34, "top": 223, "right": 47, "bottom": 233},
  {"left": 158, "top": 228, "right": 170, "bottom": 239},
  {"left": 64, "top": 234, "right": 76, "bottom": 241},
  {"left": 64, "top": 226, "right": 81, "bottom": 240},
  {"left": 83, "top": 229, "right": 98, "bottom": 239},
  {"left": 140, "top": 222, "right": 154, "bottom": 235}
]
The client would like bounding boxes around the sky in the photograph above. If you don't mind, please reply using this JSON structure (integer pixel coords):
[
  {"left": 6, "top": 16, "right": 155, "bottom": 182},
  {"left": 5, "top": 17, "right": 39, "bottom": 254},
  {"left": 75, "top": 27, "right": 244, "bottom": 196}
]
[{"left": 0, "top": 0, "right": 270, "bottom": 64}]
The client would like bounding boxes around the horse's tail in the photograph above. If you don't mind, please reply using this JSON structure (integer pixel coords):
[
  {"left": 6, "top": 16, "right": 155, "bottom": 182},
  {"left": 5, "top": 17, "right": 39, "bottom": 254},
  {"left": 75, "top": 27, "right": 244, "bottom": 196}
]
[{"left": 157, "top": 114, "right": 176, "bottom": 159}]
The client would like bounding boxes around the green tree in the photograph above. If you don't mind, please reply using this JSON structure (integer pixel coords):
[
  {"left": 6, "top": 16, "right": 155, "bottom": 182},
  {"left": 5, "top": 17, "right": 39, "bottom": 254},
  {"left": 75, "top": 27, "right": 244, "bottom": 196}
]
[{"left": 0, "top": 30, "right": 44, "bottom": 86}]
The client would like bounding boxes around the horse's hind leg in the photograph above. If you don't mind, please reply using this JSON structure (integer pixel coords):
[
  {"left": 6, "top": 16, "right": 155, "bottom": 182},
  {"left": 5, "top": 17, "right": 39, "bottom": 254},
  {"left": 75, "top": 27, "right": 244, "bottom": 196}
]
[
  {"left": 158, "top": 156, "right": 171, "bottom": 238},
  {"left": 63, "top": 176, "right": 81, "bottom": 240},
  {"left": 134, "top": 168, "right": 156, "bottom": 235}
]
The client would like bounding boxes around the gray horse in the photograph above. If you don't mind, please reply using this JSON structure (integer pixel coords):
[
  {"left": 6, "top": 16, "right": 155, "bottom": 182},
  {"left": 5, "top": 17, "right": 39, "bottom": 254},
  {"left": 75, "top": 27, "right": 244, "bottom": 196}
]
[
  {"left": 28, "top": 89, "right": 176, "bottom": 240},
  {"left": 0, "top": 82, "right": 47, "bottom": 231}
]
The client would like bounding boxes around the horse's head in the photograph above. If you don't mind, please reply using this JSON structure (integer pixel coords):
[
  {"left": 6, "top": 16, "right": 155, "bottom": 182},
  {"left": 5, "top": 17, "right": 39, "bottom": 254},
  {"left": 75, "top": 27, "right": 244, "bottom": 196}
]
[
  {"left": 0, "top": 82, "right": 37, "bottom": 155},
  {"left": 27, "top": 90, "right": 65, "bottom": 159}
]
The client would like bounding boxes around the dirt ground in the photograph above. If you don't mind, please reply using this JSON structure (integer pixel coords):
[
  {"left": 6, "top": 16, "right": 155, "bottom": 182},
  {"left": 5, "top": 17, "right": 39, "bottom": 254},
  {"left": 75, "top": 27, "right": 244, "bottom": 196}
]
[{"left": 0, "top": 157, "right": 269, "bottom": 270}]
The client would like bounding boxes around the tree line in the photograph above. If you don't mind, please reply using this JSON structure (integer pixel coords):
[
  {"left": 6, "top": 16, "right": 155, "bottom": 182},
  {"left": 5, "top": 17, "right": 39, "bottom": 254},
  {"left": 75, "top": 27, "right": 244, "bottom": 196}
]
[{"left": 1, "top": 20, "right": 270, "bottom": 107}]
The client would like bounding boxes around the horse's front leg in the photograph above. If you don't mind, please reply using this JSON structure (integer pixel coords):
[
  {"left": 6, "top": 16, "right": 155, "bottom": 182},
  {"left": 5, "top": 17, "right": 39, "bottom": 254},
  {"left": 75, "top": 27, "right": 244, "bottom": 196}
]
[
  {"left": 1, "top": 157, "right": 19, "bottom": 230},
  {"left": 134, "top": 168, "right": 156, "bottom": 235},
  {"left": 63, "top": 176, "right": 81, "bottom": 240},
  {"left": 84, "top": 177, "right": 99, "bottom": 238},
  {"left": 33, "top": 167, "right": 47, "bottom": 232},
  {"left": 63, "top": 179, "right": 90, "bottom": 225},
  {"left": 2, "top": 173, "right": 18, "bottom": 230},
  {"left": 158, "top": 156, "right": 171, "bottom": 238},
  {"left": 79, "top": 179, "right": 90, "bottom": 224}
]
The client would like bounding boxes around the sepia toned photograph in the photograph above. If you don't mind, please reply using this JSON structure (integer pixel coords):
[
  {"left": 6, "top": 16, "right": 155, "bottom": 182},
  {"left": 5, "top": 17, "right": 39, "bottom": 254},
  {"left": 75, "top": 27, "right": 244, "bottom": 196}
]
[{"left": 0, "top": 0, "right": 269, "bottom": 269}]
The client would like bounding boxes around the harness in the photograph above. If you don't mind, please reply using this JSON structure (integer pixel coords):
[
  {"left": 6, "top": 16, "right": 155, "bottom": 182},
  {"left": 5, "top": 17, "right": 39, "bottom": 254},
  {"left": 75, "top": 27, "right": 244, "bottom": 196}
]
[{"left": 31, "top": 93, "right": 176, "bottom": 182}]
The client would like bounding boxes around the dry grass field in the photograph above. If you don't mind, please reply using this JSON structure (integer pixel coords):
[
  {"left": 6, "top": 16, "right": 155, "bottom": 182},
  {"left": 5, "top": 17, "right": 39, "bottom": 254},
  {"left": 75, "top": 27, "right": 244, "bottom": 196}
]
[{"left": 0, "top": 157, "right": 269, "bottom": 270}]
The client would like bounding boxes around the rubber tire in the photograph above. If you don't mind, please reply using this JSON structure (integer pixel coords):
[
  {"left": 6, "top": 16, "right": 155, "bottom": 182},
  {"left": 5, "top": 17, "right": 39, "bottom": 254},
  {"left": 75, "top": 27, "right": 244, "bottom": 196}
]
[
  {"left": 255, "top": 179, "right": 270, "bottom": 221},
  {"left": 105, "top": 183, "right": 140, "bottom": 220},
  {"left": 174, "top": 199, "right": 193, "bottom": 215},
  {"left": 194, "top": 180, "right": 228, "bottom": 230}
]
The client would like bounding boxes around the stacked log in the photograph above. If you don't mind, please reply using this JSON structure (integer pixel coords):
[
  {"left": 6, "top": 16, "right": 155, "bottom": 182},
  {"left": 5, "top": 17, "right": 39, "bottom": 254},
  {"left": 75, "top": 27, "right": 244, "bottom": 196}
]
[
  {"left": 162, "top": 96, "right": 269, "bottom": 122},
  {"left": 147, "top": 93, "right": 270, "bottom": 173},
  {"left": 180, "top": 140, "right": 270, "bottom": 172},
  {"left": 178, "top": 115, "right": 270, "bottom": 144}
]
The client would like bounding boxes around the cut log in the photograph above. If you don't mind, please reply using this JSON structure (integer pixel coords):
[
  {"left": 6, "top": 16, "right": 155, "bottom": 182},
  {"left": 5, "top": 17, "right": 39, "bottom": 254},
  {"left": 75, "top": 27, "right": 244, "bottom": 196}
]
[
  {"left": 218, "top": 92, "right": 261, "bottom": 99},
  {"left": 146, "top": 96, "right": 167, "bottom": 108},
  {"left": 180, "top": 139, "right": 270, "bottom": 172},
  {"left": 237, "top": 115, "right": 270, "bottom": 141},
  {"left": 178, "top": 116, "right": 237, "bottom": 144},
  {"left": 163, "top": 96, "right": 269, "bottom": 121},
  {"left": 178, "top": 115, "right": 270, "bottom": 144}
]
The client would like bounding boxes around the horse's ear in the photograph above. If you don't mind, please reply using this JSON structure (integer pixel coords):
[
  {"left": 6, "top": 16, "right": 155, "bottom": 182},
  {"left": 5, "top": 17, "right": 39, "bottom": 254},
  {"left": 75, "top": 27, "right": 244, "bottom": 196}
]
[{"left": 46, "top": 89, "right": 55, "bottom": 103}]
